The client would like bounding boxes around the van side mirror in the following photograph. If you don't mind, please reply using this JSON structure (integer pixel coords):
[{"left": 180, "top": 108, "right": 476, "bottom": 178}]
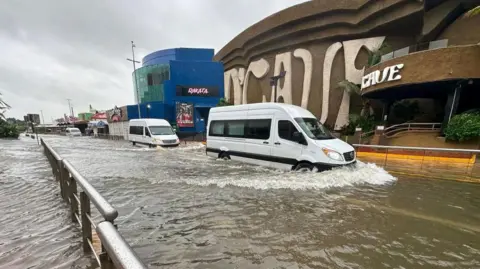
[{"left": 292, "top": 131, "right": 307, "bottom": 145}]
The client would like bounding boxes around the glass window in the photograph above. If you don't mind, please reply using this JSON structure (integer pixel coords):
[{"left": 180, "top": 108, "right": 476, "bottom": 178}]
[
  {"left": 227, "top": 121, "right": 245, "bottom": 137},
  {"left": 294, "top": 118, "right": 334, "bottom": 140},
  {"left": 209, "top": 121, "right": 225, "bottom": 136},
  {"left": 147, "top": 74, "right": 153, "bottom": 86},
  {"left": 149, "top": 126, "right": 174, "bottom": 135},
  {"left": 144, "top": 127, "right": 150, "bottom": 137},
  {"left": 246, "top": 119, "right": 271, "bottom": 140},
  {"left": 278, "top": 120, "right": 299, "bottom": 141}
]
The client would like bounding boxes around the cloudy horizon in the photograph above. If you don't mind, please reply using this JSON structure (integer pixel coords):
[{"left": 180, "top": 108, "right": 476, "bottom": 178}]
[{"left": 0, "top": 0, "right": 307, "bottom": 122}]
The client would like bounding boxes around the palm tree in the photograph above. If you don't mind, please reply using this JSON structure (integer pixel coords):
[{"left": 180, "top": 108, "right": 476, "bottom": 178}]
[
  {"left": 0, "top": 93, "right": 11, "bottom": 120},
  {"left": 338, "top": 80, "right": 361, "bottom": 96},
  {"left": 465, "top": 6, "right": 480, "bottom": 17},
  {"left": 366, "top": 42, "right": 392, "bottom": 67},
  {"left": 337, "top": 80, "right": 374, "bottom": 120}
]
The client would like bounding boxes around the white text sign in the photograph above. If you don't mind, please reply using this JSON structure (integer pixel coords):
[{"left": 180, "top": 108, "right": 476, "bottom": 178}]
[{"left": 361, "top": 63, "right": 404, "bottom": 90}]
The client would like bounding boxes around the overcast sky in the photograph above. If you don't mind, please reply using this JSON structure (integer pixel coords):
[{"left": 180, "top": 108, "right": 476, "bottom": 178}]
[{"left": 0, "top": 0, "right": 307, "bottom": 122}]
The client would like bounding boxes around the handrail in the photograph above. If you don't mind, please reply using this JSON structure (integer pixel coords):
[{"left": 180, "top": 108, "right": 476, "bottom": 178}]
[
  {"left": 383, "top": 122, "right": 441, "bottom": 138},
  {"left": 353, "top": 144, "right": 480, "bottom": 154},
  {"left": 97, "top": 222, "right": 147, "bottom": 269},
  {"left": 63, "top": 160, "right": 118, "bottom": 221},
  {"left": 40, "top": 138, "right": 147, "bottom": 269},
  {"left": 384, "top": 122, "right": 441, "bottom": 132}
]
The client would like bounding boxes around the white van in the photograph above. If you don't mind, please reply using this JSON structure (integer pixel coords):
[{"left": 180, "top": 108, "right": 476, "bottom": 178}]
[
  {"left": 128, "top": 119, "right": 180, "bottom": 147},
  {"left": 206, "top": 103, "right": 356, "bottom": 172},
  {"left": 65, "top": 127, "right": 82, "bottom": 137}
]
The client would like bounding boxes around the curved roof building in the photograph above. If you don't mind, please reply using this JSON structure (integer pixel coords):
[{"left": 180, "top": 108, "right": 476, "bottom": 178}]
[{"left": 215, "top": 0, "right": 480, "bottom": 130}]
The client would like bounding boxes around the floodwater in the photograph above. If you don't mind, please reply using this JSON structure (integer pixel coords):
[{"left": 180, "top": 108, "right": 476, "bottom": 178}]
[{"left": 1, "top": 135, "right": 480, "bottom": 269}]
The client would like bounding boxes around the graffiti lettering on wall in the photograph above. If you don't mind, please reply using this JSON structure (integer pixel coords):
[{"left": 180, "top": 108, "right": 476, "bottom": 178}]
[{"left": 223, "top": 36, "right": 386, "bottom": 129}]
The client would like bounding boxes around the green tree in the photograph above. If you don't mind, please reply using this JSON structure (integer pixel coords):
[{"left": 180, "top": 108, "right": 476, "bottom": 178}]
[
  {"left": 337, "top": 80, "right": 374, "bottom": 118},
  {"left": 444, "top": 112, "right": 480, "bottom": 141},
  {"left": 217, "top": 98, "right": 233, "bottom": 107},
  {"left": 367, "top": 42, "right": 392, "bottom": 67},
  {"left": 0, "top": 119, "right": 20, "bottom": 138}
]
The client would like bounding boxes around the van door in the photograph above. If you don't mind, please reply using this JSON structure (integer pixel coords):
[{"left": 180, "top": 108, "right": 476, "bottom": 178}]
[
  {"left": 244, "top": 116, "right": 273, "bottom": 166},
  {"left": 271, "top": 113, "right": 305, "bottom": 169}
]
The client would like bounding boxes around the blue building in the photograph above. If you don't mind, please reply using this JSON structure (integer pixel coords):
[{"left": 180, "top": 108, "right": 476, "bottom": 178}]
[{"left": 126, "top": 48, "right": 224, "bottom": 135}]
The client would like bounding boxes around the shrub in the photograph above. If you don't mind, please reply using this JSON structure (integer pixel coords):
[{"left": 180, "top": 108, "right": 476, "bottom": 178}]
[
  {"left": 339, "top": 114, "right": 376, "bottom": 136},
  {"left": 391, "top": 100, "right": 420, "bottom": 123},
  {"left": 0, "top": 119, "right": 20, "bottom": 138},
  {"left": 217, "top": 98, "right": 233, "bottom": 107},
  {"left": 444, "top": 112, "right": 480, "bottom": 141}
]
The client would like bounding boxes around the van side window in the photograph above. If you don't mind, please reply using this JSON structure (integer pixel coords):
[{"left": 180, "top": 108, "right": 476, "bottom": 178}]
[
  {"left": 246, "top": 119, "right": 271, "bottom": 140},
  {"left": 226, "top": 121, "right": 245, "bottom": 137},
  {"left": 209, "top": 121, "right": 225, "bottom": 136},
  {"left": 129, "top": 126, "right": 143, "bottom": 135},
  {"left": 144, "top": 127, "right": 150, "bottom": 137},
  {"left": 278, "top": 120, "right": 299, "bottom": 141}
]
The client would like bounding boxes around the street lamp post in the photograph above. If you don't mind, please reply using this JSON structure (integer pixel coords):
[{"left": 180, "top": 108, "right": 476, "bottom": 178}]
[
  {"left": 40, "top": 110, "right": 45, "bottom": 125},
  {"left": 269, "top": 71, "right": 287, "bottom": 103},
  {"left": 146, "top": 104, "right": 151, "bottom": 118},
  {"left": 127, "top": 41, "right": 142, "bottom": 119}
]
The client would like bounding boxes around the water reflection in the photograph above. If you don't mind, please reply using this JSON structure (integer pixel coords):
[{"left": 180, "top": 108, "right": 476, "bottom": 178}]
[{"left": 2, "top": 135, "right": 480, "bottom": 268}]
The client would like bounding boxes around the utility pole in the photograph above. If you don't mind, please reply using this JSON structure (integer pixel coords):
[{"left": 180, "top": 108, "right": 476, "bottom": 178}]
[
  {"left": 127, "top": 41, "right": 142, "bottom": 119},
  {"left": 269, "top": 71, "right": 287, "bottom": 103},
  {"left": 67, "top": 99, "right": 73, "bottom": 117},
  {"left": 40, "top": 110, "right": 45, "bottom": 125}
]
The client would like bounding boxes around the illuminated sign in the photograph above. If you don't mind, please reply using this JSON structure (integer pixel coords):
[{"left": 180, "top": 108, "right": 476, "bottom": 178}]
[
  {"left": 176, "top": 86, "right": 219, "bottom": 97},
  {"left": 361, "top": 64, "right": 404, "bottom": 90}
]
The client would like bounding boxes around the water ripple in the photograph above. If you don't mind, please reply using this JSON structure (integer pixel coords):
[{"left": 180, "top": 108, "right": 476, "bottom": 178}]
[{"left": 1, "top": 135, "right": 480, "bottom": 268}]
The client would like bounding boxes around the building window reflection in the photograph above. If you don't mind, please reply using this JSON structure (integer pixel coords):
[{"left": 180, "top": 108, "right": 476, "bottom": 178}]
[{"left": 133, "top": 64, "right": 170, "bottom": 103}]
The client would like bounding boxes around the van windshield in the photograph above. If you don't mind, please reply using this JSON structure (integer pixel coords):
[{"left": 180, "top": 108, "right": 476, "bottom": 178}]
[
  {"left": 294, "top": 118, "right": 335, "bottom": 140},
  {"left": 149, "top": 126, "right": 174, "bottom": 136}
]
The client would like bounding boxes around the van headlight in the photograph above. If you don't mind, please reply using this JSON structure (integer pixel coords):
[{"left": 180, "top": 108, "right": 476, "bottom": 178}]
[{"left": 322, "top": 148, "right": 344, "bottom": 161}]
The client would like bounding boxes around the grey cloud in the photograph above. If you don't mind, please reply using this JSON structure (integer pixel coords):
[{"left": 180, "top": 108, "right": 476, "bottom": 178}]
[{"left": 0, "top": 0, "right": 307, "bottom": 121}]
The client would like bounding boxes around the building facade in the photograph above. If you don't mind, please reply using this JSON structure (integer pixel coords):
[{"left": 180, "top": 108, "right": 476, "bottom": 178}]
[
  {"left": 131, "top": 48, "right": 224, "bottom": 134},
  {"left": 215, "top": 0, "right": 480, "bottom": 130}
]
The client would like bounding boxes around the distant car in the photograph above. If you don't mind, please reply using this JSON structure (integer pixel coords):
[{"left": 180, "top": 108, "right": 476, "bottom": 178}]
[
  {"left": 66, "top": 127, "right": 82, "bottom": 137},
  {"left": 128, "top": 118, "right": 180, "bottom": 147}
]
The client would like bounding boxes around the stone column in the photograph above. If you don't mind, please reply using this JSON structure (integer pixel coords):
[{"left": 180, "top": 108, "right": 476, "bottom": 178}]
[
  {"left": 371, "top": 126, "right": 387, "bottom": 145},
  {"left": 351, "top": 127, "right": 362, "bottom": 144}
]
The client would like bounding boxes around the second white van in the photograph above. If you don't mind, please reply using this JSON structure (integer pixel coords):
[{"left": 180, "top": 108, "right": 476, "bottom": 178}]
[
  {"left": 66, "top": 127, "right": 82, "bottom": 137},
  {"left": 206, "top": 103, "right": 356, "bottom": 172},
  {"left": 129, "top": 119, "right": 180, "bottom": 147}
]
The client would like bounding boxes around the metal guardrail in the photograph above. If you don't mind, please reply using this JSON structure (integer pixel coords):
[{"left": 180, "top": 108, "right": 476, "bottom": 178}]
[
  {"left": 353, "top": 144, "right": 480, "bottom": 154},
  {"left": 353, "top": 144, "right": 480, "bottom": 182},
  {"left": 383, "top": 122, "right": 442, "bottom": 137},
  {"left": 40, "top": 138, "right": 147, "bottom": 269},
  {"left": 379, "top": 39, "right": 449, "bottom": 64}
]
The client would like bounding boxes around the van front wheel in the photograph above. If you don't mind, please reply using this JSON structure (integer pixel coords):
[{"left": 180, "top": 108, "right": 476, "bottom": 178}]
[
  {"left": 219, "top": 152, "right": 231, "bottom": 160},
  {"left": 294, "top": 163, "right": 315, "bottom": 172}
]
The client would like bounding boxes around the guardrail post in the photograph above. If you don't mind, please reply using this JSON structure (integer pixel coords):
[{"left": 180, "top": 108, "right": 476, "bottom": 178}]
[
  {"left": 59, "top": 161, "right": 68, "bottom": 202},
  {"left": 100, "top": 252, "right": 114, "bottom": 269},
  {"left": 80, "top": 191, "right": 92, "bottom": 253},
  {"left": 69, "top": 176, "right": 78, "bottom": 223}
]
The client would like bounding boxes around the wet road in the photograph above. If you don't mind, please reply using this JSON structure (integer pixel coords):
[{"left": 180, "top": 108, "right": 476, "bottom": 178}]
[{"left": 1, "top": 135, "right": 480, "bottom": 269}]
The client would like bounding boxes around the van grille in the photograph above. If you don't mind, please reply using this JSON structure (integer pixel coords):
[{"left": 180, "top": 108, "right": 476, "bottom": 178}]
[
  {"left": 162, "top": 139, "right": 177, "bottom": 144},
  {"left": 343, "top": 151, "right": 355, "bottom": 162}
]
